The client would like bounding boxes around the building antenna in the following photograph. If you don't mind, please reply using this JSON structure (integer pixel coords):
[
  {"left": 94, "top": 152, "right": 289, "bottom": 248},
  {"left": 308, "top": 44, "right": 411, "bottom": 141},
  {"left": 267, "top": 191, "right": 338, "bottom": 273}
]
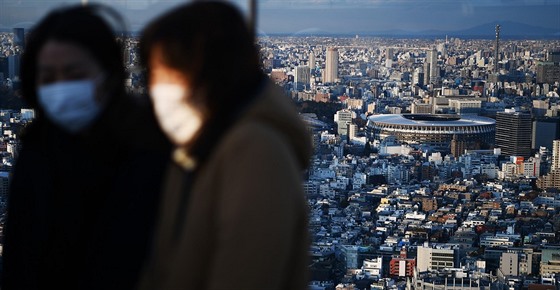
[{"left": 494, "top": 24, "right": 500, "bottom": 73}]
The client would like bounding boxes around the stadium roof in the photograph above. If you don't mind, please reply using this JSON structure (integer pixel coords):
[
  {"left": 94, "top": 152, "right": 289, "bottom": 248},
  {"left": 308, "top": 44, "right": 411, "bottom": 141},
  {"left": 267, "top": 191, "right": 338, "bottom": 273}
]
[{"left": 368, "top": 114, "right": 495, "bottom": 127}]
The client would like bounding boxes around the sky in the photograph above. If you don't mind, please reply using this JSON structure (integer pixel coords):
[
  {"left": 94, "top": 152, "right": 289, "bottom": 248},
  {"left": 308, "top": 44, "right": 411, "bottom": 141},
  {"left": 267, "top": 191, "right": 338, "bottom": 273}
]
[{"left": 0, "top": 0, "right": 559, "bottom": 35}]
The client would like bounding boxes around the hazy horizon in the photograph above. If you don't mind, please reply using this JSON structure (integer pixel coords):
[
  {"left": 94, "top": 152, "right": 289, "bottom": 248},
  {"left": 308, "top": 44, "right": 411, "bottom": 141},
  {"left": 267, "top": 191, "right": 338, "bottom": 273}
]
[{"left": 0, "top": 0, "right": 558, "bottom": 35}]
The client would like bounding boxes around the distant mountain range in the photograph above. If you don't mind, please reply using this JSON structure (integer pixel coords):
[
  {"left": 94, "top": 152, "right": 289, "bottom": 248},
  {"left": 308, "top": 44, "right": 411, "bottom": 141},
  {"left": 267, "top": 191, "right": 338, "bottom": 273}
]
[
  {"left": 426, "top": 21, "right": 558, "bottom": 38},
  {"left": 2, "top": 20, "right": 558, "bottom": 39},
  {"left": 282, "top": 21, "right": 559, "bottom": 39}
]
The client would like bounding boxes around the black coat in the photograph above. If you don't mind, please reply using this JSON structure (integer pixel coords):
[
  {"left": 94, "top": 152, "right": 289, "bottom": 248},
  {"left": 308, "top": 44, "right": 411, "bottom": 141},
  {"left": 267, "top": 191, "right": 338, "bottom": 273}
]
[{"left": 1, "top": 95, "right": 171, "bottom": 289}]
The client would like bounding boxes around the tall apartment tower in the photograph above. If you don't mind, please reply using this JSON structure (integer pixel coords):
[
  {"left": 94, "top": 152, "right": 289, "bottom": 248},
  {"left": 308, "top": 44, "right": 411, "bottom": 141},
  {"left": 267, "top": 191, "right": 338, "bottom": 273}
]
[
  {"left": 495, "top": 109, "right": 532, "bottom": 158},
  {"left": 323, "top": 47, "right": 338, "bottom": 84},
  {"left": 552, "top": 140, "right": 560, "bottom": 171},
  {"left": 309, "top": 51, "right": 316, "bottom": 70},
  {"left": 423, "top": 49, "right": 438, "bottom": 85}
]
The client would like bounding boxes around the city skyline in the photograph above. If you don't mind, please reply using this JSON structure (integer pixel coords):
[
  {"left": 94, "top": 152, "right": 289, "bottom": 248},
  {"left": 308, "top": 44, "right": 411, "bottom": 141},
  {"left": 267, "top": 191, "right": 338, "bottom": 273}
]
[
  {"left": 0, "top": 0, "right": 558, "bottom": 36},
  {"left": 1, "top": 13, "right": 560, "bottom": 286}
]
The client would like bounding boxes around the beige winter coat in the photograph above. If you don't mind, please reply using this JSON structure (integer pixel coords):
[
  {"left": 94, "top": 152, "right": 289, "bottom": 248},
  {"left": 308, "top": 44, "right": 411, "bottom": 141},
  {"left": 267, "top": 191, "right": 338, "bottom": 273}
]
[{"left": 139, "top": 81, "right": 312, "bottom": 290}]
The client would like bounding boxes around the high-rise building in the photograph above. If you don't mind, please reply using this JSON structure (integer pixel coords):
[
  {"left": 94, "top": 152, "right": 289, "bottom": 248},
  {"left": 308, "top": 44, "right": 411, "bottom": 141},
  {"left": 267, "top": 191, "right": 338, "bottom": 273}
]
[
  {"left": 385, "top": 47, "right": 394, "bottom": 60},
  {"left": 348, "top": 123, "right": 357, "bottom": 140},
  {"left": 495, "top": 109, "right": 532, "bottom": 158},
  {"left": 323, "top": 47, "right": 338, "bottom": 84},
  {"left": 423, "top": 49, "right": 439, "bottom": 85},
  {"left": 537, "top": 62, "right": 560, "bottom": 84},
  {"left": 334, "top": 109, "right": 353, "bottom": 137},
  {"left": 308, "top": 51, "right": 316, "bottom": 70},
  {"left": 412, "top": 67, "right": 424, "bottom": 86},
  {"left": 547, "top": 51, "right": 560, "bottom": 62},
  {"left": 552, "top": 140, "right": 560, "bottom": 171},
  {"left": 294, "top": 65, "right": 311, "bottom": 91},
  {"left": 532, "top": 117, "right": 560, "bottom": 150}
]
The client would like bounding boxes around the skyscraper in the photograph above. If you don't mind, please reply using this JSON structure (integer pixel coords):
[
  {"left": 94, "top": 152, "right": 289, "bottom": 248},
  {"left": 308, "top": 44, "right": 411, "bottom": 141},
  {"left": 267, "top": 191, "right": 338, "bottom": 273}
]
[
  {"left": 323, "top": 47, "right": 338, "bottom": 84},
  {"left": 495, "top": 109, "right": 532, "bottom": 158},
  {"left": 308, "top": 51, "right": 316, "bottom": 70},
  {"left": 532, "top": 117, "right": 560, "bottom": 150},
  {"left": 294, "top": 65, "right": 311, "bottom": 91},
  {"left": 423, "top": 48, "right": 438, "bottom": 85}
]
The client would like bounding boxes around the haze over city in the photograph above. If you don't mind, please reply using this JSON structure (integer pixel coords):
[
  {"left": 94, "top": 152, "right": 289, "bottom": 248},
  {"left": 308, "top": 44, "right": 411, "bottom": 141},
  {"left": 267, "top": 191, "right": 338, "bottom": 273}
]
[
  {"left": 1, "top": 0, "right": 560, "bottom": 289},
  {"left": 0, "top": 0, "right": 559, "bottom": 36}
]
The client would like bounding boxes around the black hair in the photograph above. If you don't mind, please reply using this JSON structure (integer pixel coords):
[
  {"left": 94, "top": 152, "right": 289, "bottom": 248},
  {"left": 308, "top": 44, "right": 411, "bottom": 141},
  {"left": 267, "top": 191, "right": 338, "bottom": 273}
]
[
  {"left": 21, "top": 4, "right": 126, "bottom": 111},
  {"left": 140, "top": 1, "right": 262, "bottom": 122}
]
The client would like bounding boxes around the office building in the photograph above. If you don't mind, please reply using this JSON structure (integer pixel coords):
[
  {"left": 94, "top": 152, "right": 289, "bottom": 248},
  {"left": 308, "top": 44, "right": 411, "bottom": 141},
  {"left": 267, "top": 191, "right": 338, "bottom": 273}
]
[
  {"left": 411, "top": 102, "right": 432, "bottom": 114},
  {"left": 499, "top": 249, "right": 533, "bottom": 276},
  {"left": 532, "top": 118, "right": 560, "bottom": 150},
  {"left": 537, "top": 62, "right": 560, "bottom": 84},
  {"left": 323, "top": 47, "right": 338, "bottom": 84},
  {"left": 547, "top": 51, "right": 560, "bottom": 62},
  {"left": 448, "top": 99, "right": 482, "bottom": 115},
  {"left": 495, "top": 109, "right": 532, "bottom": 158},
  {"left": 416, "top": 244, "right": 458, "bottom": 272},
  {"left": 540, "top": 246, "right": 560, "bottom": 275},
  {"left": 334, "top": 109, "right": 353, "bottom": 137},
  {"left": 294, "top": 65, "right": 311, "bottom": 91},
  {"left": 412, "top": 67, "right": 424, "bottom": 86}
]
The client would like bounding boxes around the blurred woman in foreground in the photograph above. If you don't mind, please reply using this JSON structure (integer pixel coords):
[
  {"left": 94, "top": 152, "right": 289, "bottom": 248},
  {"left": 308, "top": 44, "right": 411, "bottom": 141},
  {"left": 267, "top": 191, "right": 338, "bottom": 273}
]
[
  {"left": 2, "top": 5, "right": 170, "bottom": 289},
  {"left": 139, "top": 1, "right": 311, "bottom": 289}
]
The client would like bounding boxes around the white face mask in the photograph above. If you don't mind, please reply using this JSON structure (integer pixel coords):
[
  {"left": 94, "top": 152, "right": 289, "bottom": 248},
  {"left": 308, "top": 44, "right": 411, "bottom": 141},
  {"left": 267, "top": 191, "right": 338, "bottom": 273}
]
[
  {"left": 38, "top": 79, "right": 102, "bottom": 133},
  {"left": 150, "top": 83, "right": 203, "bottom": 146}
]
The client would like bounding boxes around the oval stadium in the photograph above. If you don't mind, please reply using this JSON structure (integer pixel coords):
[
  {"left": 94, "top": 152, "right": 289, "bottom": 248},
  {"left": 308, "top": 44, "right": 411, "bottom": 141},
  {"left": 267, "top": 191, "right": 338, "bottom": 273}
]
[{"left": 367, "top": 114, "right": 496, "bottom": 150}]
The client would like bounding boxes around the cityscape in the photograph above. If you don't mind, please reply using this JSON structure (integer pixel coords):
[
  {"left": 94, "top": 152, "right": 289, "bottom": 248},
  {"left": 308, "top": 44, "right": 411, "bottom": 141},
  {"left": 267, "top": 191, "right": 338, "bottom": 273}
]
[{"left": 1, "top": 18, "right": 560, "bottom": 290}]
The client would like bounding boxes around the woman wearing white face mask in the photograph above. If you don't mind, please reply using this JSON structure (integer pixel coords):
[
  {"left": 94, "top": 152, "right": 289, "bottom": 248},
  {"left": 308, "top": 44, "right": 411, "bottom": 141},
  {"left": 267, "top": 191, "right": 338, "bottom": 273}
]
[
  {"left": 2, "top": 5, "right": 171, "bottom": 290},
  {"left": 138, "top": 2, "right": 312, "bottom": 290}
]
